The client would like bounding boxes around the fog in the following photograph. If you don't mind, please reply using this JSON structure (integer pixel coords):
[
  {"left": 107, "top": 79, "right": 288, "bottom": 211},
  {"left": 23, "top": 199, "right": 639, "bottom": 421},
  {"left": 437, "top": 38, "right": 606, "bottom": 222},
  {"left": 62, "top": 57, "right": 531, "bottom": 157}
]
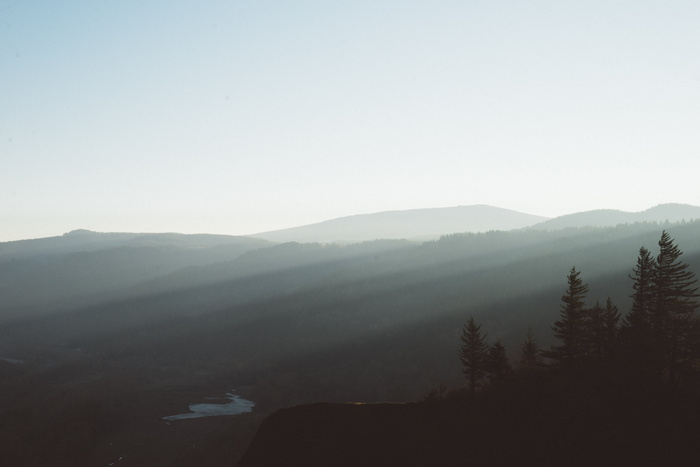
[{"left": 2, "top": 204, "right": 700, "bottom": 464}]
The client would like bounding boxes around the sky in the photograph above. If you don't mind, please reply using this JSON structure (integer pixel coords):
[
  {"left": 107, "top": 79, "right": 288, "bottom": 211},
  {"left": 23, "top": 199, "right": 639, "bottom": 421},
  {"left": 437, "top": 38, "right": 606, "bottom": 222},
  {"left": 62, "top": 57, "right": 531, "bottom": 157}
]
[{"left": 2, "top": 1, "right": 699, "bottom": 242}]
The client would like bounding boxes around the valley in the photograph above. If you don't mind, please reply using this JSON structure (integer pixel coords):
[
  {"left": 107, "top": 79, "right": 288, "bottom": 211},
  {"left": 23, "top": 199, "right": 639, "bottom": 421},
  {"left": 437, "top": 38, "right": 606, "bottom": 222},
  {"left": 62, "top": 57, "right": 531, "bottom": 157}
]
[{"left": 2, "top": 204, "right": 700, "bottom": 465}]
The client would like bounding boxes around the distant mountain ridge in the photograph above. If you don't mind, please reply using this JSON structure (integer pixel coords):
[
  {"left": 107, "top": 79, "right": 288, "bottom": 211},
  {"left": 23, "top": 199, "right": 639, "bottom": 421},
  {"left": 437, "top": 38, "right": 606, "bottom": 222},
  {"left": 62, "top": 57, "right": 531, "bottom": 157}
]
[
  {"left": 529, "top": 203, "right": 700, "bottom": 230},
  {"left": 251, "top": 205, "right": 549, "bottom": 243},
  {"left": 0, "top": 230, "right": 269, "bottom": 264},
  {"left": 3, "top": 212, "right": 700, "bottom": 464},
  {"left": 5, "top": 203, "right": 698, "bottom": 247},
  {"left": 0, "top": 231, "right": 270, "bottom": 319}
]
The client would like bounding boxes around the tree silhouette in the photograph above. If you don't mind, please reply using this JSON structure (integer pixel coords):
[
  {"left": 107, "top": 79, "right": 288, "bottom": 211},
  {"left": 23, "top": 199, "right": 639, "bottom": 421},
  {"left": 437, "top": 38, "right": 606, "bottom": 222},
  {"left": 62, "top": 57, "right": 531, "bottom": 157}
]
[
  {"left": 589, "top": 298, "right": 621, "bottom": 360},
  {"left": 547, "top": 267, "right": 590, "bottom": 365},
  {"left": 487, "top": 341, "right": 511, "bottom": 381},
  {"left": 519, "top": 328, "right": 542, "bottom": 369},
  {"left": 621, "top": 246, "right": 656, "bottom": 368},
  {"left": 651, "top": 231, "right": 700, "bottom": 385},
  {"left": 602, "top": 297, "right": 620, "bottom": 358},
  {"left": 459, "top": 317, "right": 489, "bottom": 393},
  {"left": 626, "top": 246, "right": 655, "bottom": 329}
]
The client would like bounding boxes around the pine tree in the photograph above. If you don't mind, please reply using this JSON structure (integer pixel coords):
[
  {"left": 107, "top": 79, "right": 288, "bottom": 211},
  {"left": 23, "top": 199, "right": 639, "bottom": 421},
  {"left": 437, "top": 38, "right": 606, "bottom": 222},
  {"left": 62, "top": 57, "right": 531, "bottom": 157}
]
[
  {"left": 547, "top": 267, "right": 590, "bottom": 365},
  {"left": 588, "top": 300, "right": 606, "bottom": 359},
  {"left": 602, "top": 297, "right": 620, "bottom": 358},
  {"left": 651, "top": 231, "right": 700, "bottom": 385},
  {"left": 487, "top": 341, "right": 512, "bottom": 381},
  {"left": 625, "top": 246, "right": 655, "bottom": 330},
  {"left": 459, "top": 317, "right": 490, "bottom": 393},
  {"left": 621, "top": 246, "right": 656, "bottom": 367},
  {"left": 520, "top": 328, "right": 542, "bottom": 369}
]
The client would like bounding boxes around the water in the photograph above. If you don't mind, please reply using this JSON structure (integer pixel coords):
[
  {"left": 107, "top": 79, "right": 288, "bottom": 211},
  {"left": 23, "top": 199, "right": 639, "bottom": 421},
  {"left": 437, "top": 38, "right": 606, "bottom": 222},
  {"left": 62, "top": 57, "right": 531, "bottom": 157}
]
[
  {"left": 0, "top": 357, "right": 25, "bottom": 364},
  {"left": 162, "top": 392, "right": 255, "bottom": 421}
]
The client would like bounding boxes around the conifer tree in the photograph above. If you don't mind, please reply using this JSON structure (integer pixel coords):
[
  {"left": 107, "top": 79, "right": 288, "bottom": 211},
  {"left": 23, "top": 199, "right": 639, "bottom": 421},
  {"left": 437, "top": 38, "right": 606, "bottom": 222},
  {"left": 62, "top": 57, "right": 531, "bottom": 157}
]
[
  {"left": 588, "top": 300, "right": 606, "bottom": 359},
  {"left": 602, "top": 297, "right": 620, "bottom": 358},
  {"left": 487, "top": 341, "right": 511, "bottom": 381},
  {"left": 520, "top": 328, "right": 542, "bottom": 369},
  {"left": 651, "top": 231, "right": 700, "bottom": 385},
  {"left": 625, "top": 246, "right": 655, "bottom": 330},
  {"left": 459, "top": 317, "right": 489, "bottom": 393},
  {"left": 621, "top": 246, "right": 656, "bottom": 366},
  {"left": 547, "top": 267, "right": 590, "bottom": 365}
]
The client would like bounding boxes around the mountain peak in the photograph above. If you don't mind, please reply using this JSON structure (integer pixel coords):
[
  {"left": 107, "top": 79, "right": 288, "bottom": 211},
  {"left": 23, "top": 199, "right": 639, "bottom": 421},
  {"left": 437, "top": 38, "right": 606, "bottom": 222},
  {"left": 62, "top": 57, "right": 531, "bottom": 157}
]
[
  {"left": 252, "top": 205, "right": 549, "bottom": 243},
  {"left": 64, "top": 229, "right": 97, "bottom": 236},
  {"left": 643, "top": 203, "right": 700, "bottom": 215}
]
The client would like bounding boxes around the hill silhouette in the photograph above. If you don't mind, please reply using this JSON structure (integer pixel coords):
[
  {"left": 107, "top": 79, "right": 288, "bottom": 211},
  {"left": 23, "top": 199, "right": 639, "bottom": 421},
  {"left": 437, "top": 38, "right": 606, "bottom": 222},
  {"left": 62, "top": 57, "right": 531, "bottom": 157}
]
[
  {"left": 529, "top": 203, "right": 700, "bottom": 230},
  {"left": 251, "top": 205, "right": 549, "bottom": 243},
  {"left": 238, "top": 368, "right": 700, "bottom": 467},
  {"left": 3, "top": 213, "right": 700, "bottom": 465},
  {"left": 0, "top": 231, "right": 270, "bottom": 319}
]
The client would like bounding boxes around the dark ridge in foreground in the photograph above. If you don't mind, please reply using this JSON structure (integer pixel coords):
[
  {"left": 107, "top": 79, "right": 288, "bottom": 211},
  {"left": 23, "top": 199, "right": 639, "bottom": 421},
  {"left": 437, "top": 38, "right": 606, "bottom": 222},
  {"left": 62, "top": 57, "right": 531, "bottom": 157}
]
[{"left": 238, "top": 369, "right": 700, "bottom": 467}]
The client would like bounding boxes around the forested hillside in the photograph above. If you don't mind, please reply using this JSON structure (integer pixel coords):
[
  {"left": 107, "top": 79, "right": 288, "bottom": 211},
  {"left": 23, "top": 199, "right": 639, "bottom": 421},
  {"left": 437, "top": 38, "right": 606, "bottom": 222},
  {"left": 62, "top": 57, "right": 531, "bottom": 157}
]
[
  {"left": 0, "top": 231, "right": 270, "bottom": 319},
  {"left": 240, "top": 228, "right": 700, "bottom": 466},
  {"left": 2, "top": 220, "right": 700, "bottom": 465},
  {"left": 529, "top": 203, "right": 700, "bottom": 230}
]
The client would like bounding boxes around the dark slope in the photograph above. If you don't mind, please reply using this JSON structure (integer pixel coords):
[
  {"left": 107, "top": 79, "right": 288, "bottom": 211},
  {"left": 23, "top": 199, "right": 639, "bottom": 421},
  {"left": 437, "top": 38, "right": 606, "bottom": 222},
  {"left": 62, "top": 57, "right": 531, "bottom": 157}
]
[
  {"left": 530, "top": 203, "right": 700, "bottom": 230},
  {"left": 252, "top": 205, "right": 549, "bottom": 243},
  {"left": 3, "top": 222, "right": 700, "bottom": 465},
  {"left": 238, "top": 370, "right": 700, "bottom": 467}
]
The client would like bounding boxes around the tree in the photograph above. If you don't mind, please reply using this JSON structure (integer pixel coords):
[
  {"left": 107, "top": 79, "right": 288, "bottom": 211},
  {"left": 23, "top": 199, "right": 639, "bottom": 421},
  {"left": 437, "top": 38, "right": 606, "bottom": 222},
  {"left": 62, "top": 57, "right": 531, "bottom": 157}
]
[
  {"left": 625, "top": 246, "right": 656, "bottom": 330},
  {"left": 487, "top": 341, "right": 511, "bottom": 381},
  {"left": 589, "top": 298, "right": 621, "bottom": 360},
  {"left": 621, "top": 246, "right": 656, "bottom": 367},
  {"left": 588, "top": 300, "right": 606, "bottom": 359},
  {"left": 519, "top": 328, "right": 542, "bottom": 369},
  {"left": 602, "top": 297, "right": 620, "bottom": 358},
  {"left": 547, "top": 267, "right": 590, "bottom": 365},
  {"left": 651, "top": 231, "right": 700, "bottom": 385},
  {"left": 459, "top": 317, "right": 490, "bottom": 393}
]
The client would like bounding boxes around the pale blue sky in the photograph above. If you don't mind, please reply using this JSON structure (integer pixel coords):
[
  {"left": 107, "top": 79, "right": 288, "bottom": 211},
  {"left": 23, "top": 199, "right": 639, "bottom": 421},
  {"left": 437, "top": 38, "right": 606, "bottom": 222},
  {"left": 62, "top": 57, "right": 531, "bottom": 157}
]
[{"left": 2, "top": 1, "right": 699, "bottom": 241}]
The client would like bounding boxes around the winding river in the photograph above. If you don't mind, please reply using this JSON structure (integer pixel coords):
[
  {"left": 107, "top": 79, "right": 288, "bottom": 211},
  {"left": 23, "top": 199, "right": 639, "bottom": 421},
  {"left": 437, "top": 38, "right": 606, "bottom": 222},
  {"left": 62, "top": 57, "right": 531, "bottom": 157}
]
[{"left": 162, "top": 392, "right": 255, "bottom": 421}]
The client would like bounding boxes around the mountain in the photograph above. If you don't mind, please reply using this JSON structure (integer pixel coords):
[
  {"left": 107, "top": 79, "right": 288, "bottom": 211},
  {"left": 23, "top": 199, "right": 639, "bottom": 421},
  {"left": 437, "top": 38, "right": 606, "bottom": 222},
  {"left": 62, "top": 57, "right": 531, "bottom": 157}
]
[
  {"left": 0, "top": 230, "right": 270, "bottom": 319},
  {"left": 251, "top": 205, "right": 549, "bottom": 243},
  {"left": 3, "top": 219, "right": 700, "bottom": 465},
  {"left": 529, "top": 203, "right": 700, "bottom": 230},
  {"left": 0, "top": 229, "right": 268, "bottom": 259}
]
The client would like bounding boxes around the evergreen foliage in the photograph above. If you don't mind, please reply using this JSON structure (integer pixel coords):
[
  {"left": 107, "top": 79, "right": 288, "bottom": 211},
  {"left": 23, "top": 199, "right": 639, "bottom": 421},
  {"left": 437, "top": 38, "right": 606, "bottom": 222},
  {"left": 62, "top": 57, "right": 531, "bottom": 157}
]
[
  {"left": 487, "top": 341, "right": 512, "bottom": 380},
  {"left": 602, "top": 297, "right": 620, "bottom": 358},
  {"left": 650, "top": 231, "right": 700, "bottom": 385},
  {"left": 547, "top": 267, "right": 590, "bottom": 365},
  {"left": 458, "top": 317, "right": 489, "bottom": 393},
  {"left": 626, "top": 246, "right": 656, "bottom": 329},
  {"left": 589, "top": 298, "right": 620, "bottom": 359},
  {"left": 519, "top": 329, "right": 542, "bottom": 369},
  {"left": 621, "top": 246, "right": 656, "bottom": 366},
  {"left": 538, "top": 231, "right": 700, "bottom": 386},
  {"left": 588, "top": 300, "right": 606, "bottom": 358}
]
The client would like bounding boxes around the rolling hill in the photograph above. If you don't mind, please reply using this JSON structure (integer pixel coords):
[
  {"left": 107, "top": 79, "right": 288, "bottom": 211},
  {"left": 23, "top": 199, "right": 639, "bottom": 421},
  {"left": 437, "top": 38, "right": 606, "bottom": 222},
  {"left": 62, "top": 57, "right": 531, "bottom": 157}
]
[
  {"left": 3, "top": 207, "right": 700, "bottom": 465},
  {"left": 251, "top": 205, "right": 549, "bottom": 243},
  {"left": 0, "top": 230, "right": 271, "bottom": 319},
  {"left": 529, "top": 203, "right": 700, "bottom": 230}
]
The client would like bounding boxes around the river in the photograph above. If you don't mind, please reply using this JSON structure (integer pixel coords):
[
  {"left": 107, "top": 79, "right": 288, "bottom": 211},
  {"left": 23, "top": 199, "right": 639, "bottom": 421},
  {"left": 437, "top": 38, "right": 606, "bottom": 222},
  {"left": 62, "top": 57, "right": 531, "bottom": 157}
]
[{"left": 162, "top": 392, "right": 255, "bottom": 421}]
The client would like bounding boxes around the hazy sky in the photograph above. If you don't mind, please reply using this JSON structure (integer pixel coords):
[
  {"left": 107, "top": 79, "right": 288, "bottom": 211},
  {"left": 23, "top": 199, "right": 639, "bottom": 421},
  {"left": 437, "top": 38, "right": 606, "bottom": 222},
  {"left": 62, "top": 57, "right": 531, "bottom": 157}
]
[{"left": 2, "top": 1, "right": 699, "bottom": 241}]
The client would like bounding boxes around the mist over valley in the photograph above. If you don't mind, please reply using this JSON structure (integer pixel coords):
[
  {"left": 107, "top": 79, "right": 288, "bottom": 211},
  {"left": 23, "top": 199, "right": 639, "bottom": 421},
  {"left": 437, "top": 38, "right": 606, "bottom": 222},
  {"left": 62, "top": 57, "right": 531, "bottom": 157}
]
[{"left": 3, "top": 204, "right": 700, "bottom": 464}]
